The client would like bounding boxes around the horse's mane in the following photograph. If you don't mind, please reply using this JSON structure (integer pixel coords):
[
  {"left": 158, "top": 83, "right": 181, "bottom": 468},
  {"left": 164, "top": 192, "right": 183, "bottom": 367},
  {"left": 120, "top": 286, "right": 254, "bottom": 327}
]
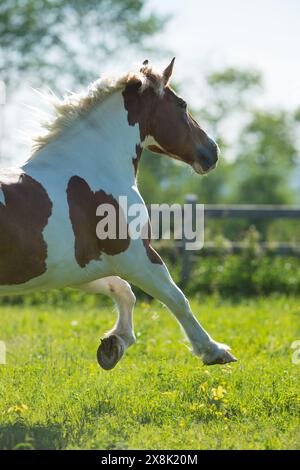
[{"left": 31, "top": 63, "right": 164, "bottom": 155}]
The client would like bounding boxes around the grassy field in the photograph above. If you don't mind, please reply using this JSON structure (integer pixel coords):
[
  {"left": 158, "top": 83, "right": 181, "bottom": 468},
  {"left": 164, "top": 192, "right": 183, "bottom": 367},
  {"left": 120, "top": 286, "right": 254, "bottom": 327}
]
[{"left": 0, "top": 294, "right": 299, "bottom": 450}]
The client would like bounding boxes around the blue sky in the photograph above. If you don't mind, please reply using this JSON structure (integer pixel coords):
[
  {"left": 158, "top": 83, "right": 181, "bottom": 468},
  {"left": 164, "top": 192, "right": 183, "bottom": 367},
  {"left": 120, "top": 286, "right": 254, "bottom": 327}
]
[
  {"left": 1, "top": 0, "right": 299, "bottom": 165},
  {"left": 148, "top": 0, "right": 300, "bottom": 108}
]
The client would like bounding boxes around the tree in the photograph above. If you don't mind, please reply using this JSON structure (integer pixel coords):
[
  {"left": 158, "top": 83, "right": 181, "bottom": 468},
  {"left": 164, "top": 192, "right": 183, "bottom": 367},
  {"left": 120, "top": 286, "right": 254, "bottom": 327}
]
[
  {"left": 201, "top": 67, "right": 262, "bottom": 138},
  {"left": 233, "top": 110, "right": 299, "bottom": 204},
  {"left": 0, "top": 0, "right": 167, "bottom": 89}
]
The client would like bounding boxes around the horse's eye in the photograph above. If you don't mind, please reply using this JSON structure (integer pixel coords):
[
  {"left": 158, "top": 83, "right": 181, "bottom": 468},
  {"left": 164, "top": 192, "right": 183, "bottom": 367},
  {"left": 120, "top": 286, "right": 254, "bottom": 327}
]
[{"left": 179, "top": 100, "right": 187, "bottom": 110}]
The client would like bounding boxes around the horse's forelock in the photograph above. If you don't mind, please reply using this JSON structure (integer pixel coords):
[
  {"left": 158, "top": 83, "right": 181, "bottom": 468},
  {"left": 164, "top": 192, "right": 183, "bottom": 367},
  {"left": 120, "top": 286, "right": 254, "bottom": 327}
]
[{"left": 139, "top": 65, "right": 165, "bottom": 97}]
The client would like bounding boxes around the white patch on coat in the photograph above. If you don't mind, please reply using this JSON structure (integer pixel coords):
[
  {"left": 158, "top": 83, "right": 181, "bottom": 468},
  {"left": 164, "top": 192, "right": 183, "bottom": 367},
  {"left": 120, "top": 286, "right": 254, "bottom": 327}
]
[{"left": 141, "top": 135, "right": 164, "bottom": 150}]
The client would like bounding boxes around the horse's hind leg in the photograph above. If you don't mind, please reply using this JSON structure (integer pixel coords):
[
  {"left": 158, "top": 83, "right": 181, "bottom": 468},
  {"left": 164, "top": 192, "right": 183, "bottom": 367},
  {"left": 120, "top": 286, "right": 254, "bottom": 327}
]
[{"left": 77, "top": 276, "right": 136, "bottom": 370}]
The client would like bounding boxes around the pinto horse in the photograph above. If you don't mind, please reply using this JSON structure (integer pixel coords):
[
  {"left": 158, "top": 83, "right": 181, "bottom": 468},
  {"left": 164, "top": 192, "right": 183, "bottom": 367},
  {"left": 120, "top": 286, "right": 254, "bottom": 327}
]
[{"left": 0, "top": 59, "right": 237, "bottom": 369}]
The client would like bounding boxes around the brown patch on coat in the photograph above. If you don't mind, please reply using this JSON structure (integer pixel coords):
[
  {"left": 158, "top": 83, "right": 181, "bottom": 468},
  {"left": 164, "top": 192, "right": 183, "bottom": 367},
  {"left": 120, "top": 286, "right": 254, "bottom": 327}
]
[
  {"left": 141, "top": 222, "right": 163, "bottom": 265},
  {"left": 132, "top": 144, "right": 142, "bottom": 177},
  {"left": 67, "top": 176, "right": 130, "bottom": 268},
  {"left": 0, "top": 170, "right": 52, "bottom": 285},
  {"left": 122, "top": 80, "right": 150, "bottom": 142}
]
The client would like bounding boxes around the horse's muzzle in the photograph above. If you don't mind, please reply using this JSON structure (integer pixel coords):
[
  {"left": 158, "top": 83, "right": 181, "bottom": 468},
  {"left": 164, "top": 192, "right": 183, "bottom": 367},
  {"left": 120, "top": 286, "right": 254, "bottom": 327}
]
[
  {"left": 198, "top": 139, "right": 219, "bottom": 168},
  {"left": 194, "top": 139, "right": 220, "bottom": 174}
]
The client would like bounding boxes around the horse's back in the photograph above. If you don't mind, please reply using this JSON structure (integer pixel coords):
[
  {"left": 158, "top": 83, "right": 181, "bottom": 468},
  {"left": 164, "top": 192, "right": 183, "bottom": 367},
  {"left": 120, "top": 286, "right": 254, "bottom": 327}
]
[{"left": 0, "top": 168, "right": 53, "bottom": 286}]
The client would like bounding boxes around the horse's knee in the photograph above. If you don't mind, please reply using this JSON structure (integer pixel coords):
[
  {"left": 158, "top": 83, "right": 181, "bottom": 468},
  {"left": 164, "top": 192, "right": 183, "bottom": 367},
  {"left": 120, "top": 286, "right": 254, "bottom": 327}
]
[{"left": 107, "top": 277, "right": 136, "bottom": 308}]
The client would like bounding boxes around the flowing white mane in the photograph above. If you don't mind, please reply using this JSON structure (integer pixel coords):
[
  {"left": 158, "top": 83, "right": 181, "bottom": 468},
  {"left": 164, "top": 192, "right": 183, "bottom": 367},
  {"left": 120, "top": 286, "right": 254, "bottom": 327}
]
[{"left": 31, "top": 64, "right": 165, "bottom": 154}]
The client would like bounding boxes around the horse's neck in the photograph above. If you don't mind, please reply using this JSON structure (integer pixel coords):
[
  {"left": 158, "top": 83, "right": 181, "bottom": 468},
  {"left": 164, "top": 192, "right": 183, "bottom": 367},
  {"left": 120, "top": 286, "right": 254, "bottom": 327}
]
[{"left": 24, "top": 92, "right": 141, "bottom": 182}]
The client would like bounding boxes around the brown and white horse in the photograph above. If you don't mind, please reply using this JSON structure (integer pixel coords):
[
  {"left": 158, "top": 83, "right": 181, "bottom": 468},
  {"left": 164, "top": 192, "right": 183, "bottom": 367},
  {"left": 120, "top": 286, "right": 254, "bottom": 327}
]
[{"left": 0, "top": 59, "right": 237, "bottom": 369}]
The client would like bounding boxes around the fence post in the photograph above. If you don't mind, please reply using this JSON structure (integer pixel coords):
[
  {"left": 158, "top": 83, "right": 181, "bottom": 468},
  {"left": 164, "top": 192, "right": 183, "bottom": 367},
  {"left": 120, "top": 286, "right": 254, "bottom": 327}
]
[{"left": 180, "top": 194, "right": 197, "bottom": 288}]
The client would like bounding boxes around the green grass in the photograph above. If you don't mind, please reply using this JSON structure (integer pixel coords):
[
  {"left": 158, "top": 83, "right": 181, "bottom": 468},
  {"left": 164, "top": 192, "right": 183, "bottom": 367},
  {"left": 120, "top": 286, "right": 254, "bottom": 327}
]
[{"left": 0, "top": 295, "right": 299, "bottom": 450}]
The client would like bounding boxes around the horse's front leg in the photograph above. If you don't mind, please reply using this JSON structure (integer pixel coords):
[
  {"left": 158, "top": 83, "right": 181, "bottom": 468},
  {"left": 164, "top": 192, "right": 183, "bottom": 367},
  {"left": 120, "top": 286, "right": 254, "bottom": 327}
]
[
  {"left": 76, "top": 276, "right": 136, "bottom": 370},
  {"left": 126, "top": 250, "right": 237, "bottom": 365}
]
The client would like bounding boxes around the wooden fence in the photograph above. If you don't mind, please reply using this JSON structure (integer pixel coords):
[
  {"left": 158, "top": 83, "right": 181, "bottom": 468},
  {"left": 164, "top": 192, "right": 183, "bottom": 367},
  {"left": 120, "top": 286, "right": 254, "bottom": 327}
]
[{"left": 147, "top": 196, "right": 300, "bottom": 285}]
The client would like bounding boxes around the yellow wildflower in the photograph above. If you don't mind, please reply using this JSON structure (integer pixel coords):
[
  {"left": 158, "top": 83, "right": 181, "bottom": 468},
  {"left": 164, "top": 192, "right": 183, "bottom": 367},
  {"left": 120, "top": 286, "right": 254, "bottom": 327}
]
[
  {"left": 161, "top": 391, "right": 177, "bottom": 398},
  {"left": 211, "top": 385, "right": 227, "bottom": 400},
  {"left": 190, "top": 403, "right": 205, "bottom": 412},
  {"left": 140, "top": 302, "right": 150, "bottom": 309},
  {"left": 200, "top": 381, "right": 208, "bottom": 392},
  {"left": 7, "top": 403, "right": 28, "bottom": 414}
]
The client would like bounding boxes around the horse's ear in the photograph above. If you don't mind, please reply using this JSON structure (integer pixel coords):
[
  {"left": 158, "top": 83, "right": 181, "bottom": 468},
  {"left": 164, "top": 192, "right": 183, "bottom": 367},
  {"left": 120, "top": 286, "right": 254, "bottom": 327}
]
[
  {"left": 163, "top": 57, "right": 175, "bottom": 85},
  {"left": 140, "top": 59, "right": 149, "bottom": 74}
]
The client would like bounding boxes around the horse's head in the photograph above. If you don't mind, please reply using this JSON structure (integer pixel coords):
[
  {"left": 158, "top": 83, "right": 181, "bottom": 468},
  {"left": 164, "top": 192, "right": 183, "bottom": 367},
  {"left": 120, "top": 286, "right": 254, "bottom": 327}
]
[{"left": 123, "top": 58, "right": 219, "bottom": 175}]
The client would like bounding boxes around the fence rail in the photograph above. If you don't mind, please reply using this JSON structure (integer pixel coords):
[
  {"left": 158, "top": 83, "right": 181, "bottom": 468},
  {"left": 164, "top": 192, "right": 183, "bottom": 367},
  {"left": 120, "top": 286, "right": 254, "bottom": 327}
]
[
  {"left": 147, "top": 197, "right": 300, "bottom": 285},
  {"left": 204, "top": 205, "right": 300, "bottom": 219},
  {"left": 147, "top": 204, "right": 300, "bottom": 220}
]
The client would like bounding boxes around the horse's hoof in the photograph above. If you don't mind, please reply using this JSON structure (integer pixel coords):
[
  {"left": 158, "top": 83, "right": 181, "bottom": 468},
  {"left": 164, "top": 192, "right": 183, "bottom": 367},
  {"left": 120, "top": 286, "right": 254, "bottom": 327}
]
[
  {"left": 97, "top": 335, "right": 125, "bottom": 370},
  {"left": 204, "top": 349, "right": 238, "bottom": 366}
]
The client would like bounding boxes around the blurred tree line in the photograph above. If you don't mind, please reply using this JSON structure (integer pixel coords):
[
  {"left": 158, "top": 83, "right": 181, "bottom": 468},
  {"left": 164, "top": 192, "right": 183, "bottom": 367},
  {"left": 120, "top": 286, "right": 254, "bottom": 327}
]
[
  {"left": 0, "top": 0, "right": 166, "bottom": 88},
  {"left": 1, "top": 0, "right": 300, "bottom": 223}
]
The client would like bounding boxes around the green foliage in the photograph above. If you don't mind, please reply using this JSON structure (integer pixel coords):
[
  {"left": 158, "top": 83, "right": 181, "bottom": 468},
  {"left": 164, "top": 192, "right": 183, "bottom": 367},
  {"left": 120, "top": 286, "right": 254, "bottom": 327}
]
[
  {"left": 138, "top": 150, "right": 187, "bottom": 204},
  {"left": 188, "top": 158, "right": 233, "bottom": 204},
  {"left": 0, "top": 287, "right": 111, "bottom": 307},
  {"left": 183, "top": 227, "right": 300, "bottom": 296},
  {"left": 2, "top": 255, "right": 300, "bottom": 309},
  {"left": 0, "top": 0, "right": 167, "bottom": 88},
  {"left": 189, "top": 255, "right": 300, "bottom": 297},
  {"left": 207, "top": 68, "right": 262, "bottom": 90},
  {"left": 232, "top": 111, "right": 299, "bottom": 204},
  {"left": 205, "top": 67, "right": 262, "bottom": 120},
  {"left": 0, "top": 296, "right": 299, "bottom": 449}
]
